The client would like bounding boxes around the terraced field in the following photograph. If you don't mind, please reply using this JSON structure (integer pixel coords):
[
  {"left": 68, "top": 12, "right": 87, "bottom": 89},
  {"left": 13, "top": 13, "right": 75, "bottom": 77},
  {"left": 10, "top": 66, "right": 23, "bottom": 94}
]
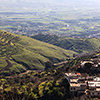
[{"left": 0, "top": 30, "right": 77, "bottom": 75}]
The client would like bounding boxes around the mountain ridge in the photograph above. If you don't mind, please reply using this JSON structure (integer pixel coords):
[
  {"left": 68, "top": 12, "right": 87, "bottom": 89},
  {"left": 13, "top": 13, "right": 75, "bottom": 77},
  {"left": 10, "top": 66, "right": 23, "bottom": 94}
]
[
  {"left": 32, "top": 34, "right": 100, "bottom": 54},
  {"left": 0, "top": 30, "right": 77, "bottom": 75},
  {"left": 0, "top": 0, "right": 100, "bottom": 12}
]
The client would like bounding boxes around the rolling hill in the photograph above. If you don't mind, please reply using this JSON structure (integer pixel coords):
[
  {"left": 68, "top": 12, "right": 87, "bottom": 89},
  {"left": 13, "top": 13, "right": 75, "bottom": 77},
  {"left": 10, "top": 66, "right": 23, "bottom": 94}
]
[
  {"left": 0, "top": 30, "right": 77, "bottom": 75},
  {"left": 32, "top": 34, "right": 100, "bottom": 54},
  {"left": 0, "top": 33, "right": 99, "bottom": 100}
]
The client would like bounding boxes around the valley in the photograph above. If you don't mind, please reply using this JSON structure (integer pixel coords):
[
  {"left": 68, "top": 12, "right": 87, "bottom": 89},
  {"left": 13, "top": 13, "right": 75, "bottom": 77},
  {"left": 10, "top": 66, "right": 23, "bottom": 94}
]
[
  {"left": 1, "top": 0, "right": 100, "bottom": 99},
  {"left": 1, "top": 10, "right": 100, "bottom": 38}
]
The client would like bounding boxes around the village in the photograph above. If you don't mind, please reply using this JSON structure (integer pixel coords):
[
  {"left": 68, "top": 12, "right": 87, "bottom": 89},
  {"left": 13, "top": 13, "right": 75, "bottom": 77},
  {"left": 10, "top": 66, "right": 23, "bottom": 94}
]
[{"left": 65, "top": 57, "right": 100, "bottom": 97}]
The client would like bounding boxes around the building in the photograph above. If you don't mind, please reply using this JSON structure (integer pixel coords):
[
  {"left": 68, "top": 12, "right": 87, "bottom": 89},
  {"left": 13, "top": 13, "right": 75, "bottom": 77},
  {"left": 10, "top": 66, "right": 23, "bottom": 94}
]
[
  {"left": 65, "top": 73, "right": 81, "bottom": 84},
  {"left": 65, "top": 72, "right": 100, "bottom": 97},
  {"left": 86, "top": 81, "right": 100, "bottom": 97}
]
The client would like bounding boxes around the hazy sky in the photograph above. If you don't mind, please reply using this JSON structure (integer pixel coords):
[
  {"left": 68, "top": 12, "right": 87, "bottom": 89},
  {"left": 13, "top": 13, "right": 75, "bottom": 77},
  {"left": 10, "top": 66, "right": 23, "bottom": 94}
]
[
  {"left": 0, "top": 0, "right": 100, "bottom": 6},
  {"left": 0, "top": 0, "right": 100, "bottom": 12}
]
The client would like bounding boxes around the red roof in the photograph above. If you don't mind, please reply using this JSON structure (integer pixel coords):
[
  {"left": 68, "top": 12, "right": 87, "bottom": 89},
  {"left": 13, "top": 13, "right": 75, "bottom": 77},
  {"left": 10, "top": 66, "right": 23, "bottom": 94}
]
[{"left": 77, "top": 73, "right": 81, "bottom": 76}]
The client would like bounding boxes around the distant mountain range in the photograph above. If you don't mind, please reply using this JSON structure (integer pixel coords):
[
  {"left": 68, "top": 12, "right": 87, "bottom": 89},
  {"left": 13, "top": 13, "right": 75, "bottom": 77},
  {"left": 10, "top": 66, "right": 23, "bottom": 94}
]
[{"left": 0, "top": 0, "right": 100, "bottom": 12}]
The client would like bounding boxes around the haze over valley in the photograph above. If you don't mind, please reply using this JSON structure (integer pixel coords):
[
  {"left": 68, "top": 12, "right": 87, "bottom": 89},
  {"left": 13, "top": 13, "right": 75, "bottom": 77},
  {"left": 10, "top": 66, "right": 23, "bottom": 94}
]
[
  {"left": 1, "top": 0, "right": 100, "bottom": 100},
  {"left": 0, "top": 0, "right": 100, "bottom": 38}
]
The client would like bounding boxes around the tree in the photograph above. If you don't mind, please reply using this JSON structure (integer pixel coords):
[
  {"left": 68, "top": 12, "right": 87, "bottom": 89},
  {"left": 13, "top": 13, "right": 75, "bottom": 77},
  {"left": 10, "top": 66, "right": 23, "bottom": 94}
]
[
  {"left": 45, "top": 61, "right": 54, "bottom": 70},
  {"left": 84, "top": 63, "right": 92, "bottom": 74}
]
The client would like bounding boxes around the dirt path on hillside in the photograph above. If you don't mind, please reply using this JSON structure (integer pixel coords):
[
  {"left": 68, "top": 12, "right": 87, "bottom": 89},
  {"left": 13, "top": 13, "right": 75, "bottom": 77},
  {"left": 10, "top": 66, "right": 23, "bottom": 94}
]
[
  {"left": 6, "top": 68, "right": 45, "bottom": 78},
  {"left": 17, "top": 68, "right": 45, "bottom": 76},
  {"left": 0, "top": 47, "right": 19, "bottom": 73},
  {"left": 19, "top": 70, "right": 31, "bottom": 76},
  {"left": 54, "top": 60, "right": 68, "bottom": 66},
  {"left": 5, "top": 60, "right": 67, "bottom": 78},
  {"left": 0, "top": 59, "right": 12, "bottom": 72}
]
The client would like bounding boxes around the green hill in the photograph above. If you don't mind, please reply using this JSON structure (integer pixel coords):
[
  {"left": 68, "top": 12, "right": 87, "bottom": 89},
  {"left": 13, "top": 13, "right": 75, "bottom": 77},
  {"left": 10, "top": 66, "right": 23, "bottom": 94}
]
[
  {"left": 32, "top": 34, "right": 100, "bottom": 53},
  {"left": 0, "top": 30, "right": 77, "bottom": 75},
  {"left": 0, "top": 38, "right": 99, "bottom": 100}
]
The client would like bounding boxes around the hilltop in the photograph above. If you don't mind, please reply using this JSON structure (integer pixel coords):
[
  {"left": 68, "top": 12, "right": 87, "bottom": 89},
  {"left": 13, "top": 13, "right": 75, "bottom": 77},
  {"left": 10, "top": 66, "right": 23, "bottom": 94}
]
[
  {"left": 32, "top": 34, "right": 100, "bottom": 54},
  {"left": 0, "top": 30, "right": 76, "bottom": 75}
]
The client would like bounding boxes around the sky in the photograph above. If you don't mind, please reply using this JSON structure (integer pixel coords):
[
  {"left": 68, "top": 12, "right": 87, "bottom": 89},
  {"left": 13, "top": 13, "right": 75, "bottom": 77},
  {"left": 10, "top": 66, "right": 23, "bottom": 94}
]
[{"left": 0, "top": 0, "right": 100, "bottom": 12}]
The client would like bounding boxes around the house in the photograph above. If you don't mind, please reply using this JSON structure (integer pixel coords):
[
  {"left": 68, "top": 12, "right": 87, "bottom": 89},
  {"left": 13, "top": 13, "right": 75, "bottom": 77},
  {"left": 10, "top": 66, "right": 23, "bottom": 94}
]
[
  {"left": 70, "top": 83, "right": 86, "bottom": 95},
  {"left": 65, "top": 73, "right": 81, "bottom": 84},
  {"left": 65, "top": 72, "right": 100, "bottom": 97},
  {"left": 86, "top": 81, "right": 100, "bottom": 97}
]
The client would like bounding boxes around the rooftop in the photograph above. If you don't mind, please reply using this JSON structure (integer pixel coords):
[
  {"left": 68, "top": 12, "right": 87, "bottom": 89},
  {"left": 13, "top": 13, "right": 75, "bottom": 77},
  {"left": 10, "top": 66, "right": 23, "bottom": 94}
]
[{"left": 65, "top": 73, "right": 81, "bottom": 77}]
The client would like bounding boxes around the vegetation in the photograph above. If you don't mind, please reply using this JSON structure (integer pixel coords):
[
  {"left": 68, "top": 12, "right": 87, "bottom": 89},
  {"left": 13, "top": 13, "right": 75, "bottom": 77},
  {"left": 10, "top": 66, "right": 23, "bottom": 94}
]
[
  {"left": 0, "top": 30, "right": 77, "bottom": 75},
  {"left": 0, "top": 0, "right": 100, "bottom": 99},
  {"left": 0, "top": 29, "right": 99, "bottom": 100},
  {"left": 0, "top": 68, "right": 70, "bottom": 100},
  {"left": 32, "top": 34, "right": 100, "bottom": 53},
  {"left": 0, "top": 50, "right": 100, "bottom": 100},
  {"left": 1, "top": 9, "right": 100, "bottom": 38}
]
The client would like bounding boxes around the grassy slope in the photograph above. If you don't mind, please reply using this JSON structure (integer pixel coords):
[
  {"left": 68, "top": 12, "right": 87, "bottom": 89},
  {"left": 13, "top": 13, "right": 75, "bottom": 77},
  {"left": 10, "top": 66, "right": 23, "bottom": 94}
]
[
  {"left": 0, "top": 30, "right": 77, "bottom": 75},
  {"left": 32, "top": 34, "right": 100, "bottom": 53},
  {"left": 0, "top": 42, "right": 99, "bottom": 100}
]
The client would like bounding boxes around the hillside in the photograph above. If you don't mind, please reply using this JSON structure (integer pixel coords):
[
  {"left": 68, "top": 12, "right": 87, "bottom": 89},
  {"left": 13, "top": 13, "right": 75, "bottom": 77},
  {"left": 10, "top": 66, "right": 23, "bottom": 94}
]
[
  {"left": 32, "top": 34, "right": 100, "bottom": 53},
  {"left": 0, "top": 45, "right": 99, "bottom": 100},
  {"left": 0, "top": 30, "right": 77, "bottom": 75}
]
